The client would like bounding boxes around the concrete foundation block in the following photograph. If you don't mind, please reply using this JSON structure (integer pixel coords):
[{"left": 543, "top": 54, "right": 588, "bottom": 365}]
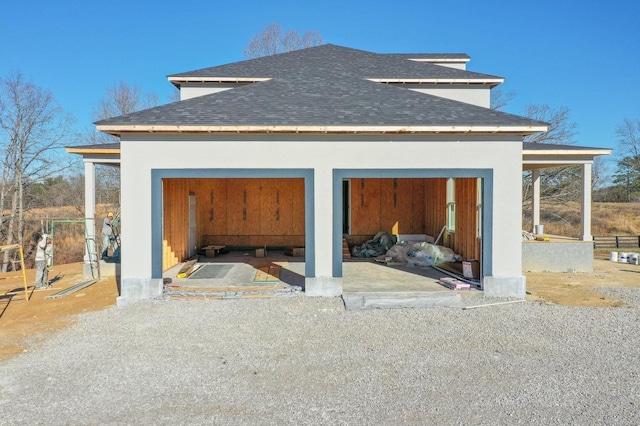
[
  {"left": 305, "top": 277, "right": 343, "bottom": 297},
  {"left": 522, "top": 241, "right": 593, "bottom": 272},
  {"left": 117, "top": 277, "right": 163, "bottom": 307},
  {"left": 483, "top": 275, "right": 526, "bottom": 298},
  {"left": 342, "top": 292, "right": 464, "bottom": 310}
]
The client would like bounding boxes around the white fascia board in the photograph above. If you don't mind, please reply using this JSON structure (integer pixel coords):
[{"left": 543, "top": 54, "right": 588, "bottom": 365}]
[
  {"left": 168, "top": 76, "right": 271, "bottom": 84},
  {"left": 97, "top": 124, "right": 548, "bottom": 135},
  {"left": 408, "top": 58, "right": 471, "bottom": 63},
  {"left": 523, "top": 148, "right": 612, "bottom": 156},
  {"left": 367, "top": 78, "right": 504, "bottom": 85}
]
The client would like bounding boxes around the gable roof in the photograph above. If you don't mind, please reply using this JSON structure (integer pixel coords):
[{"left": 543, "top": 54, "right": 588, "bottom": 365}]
[{"left": 96, "top": 44, "right": 547, "bottom": 136}]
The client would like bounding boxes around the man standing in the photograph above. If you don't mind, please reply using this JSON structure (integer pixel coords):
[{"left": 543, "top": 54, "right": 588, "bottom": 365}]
[
  {"left": 102, "top": 212, "right": 114, "bottom": 259},
  {"left": 34, "top": 234, "right": 53, "bottom": 289}
]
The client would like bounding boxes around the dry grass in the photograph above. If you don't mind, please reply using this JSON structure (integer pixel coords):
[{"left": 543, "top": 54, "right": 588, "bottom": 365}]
[{"left": 525, "top": 201, "right": 640, "bottom": 237}]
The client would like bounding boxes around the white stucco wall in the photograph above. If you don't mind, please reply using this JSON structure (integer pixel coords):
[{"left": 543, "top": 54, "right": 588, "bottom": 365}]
[
  {"left": 179, "top": 83, "right": 248, "bottom": 100},
  {"left": 407, "top": 85, "right": 491, "bottom": 108},
  {"left": 119, "top": 134, "right": 525, "bottom": 302}
]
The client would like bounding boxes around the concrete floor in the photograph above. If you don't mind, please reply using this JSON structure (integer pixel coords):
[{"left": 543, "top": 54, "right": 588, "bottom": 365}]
[{"left": 163, "top": 250, "right": 482, "bottom": 309}]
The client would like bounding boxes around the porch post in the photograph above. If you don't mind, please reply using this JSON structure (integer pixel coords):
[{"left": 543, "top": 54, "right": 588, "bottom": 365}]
[
  {"left": 581, "top": 162, "right": 593, "bottom": 241},
  {"left": 532, "top": 169, "right": 541, "bottom": 233},
  {"left": 83, "top": 161, "right": 99, "bottom": 277},
  {"left": 305, "top": 167, "right": 342, "bottom": 297}
]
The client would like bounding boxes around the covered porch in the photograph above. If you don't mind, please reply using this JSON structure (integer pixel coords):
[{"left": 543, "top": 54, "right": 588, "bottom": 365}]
[{"left": 522, "top": 143, "right": 611, "bottom": 272}]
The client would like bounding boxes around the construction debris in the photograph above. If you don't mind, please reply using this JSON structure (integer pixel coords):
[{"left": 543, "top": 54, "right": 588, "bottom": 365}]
[
  {"left": 176, "top": 259, "right": 199, "bottom": 279},
  {"left": 45, "top": 279, "right": 98, "bottom": 299},
  {"left": 438, "top": 277, "right": 471, "bottom": 290}
]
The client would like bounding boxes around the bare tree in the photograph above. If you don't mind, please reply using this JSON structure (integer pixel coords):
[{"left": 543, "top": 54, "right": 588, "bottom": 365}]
[
  {"left": 612, "top": 117, "right": 640, "bottom": 201},
  {"left": 490, "top": 86, "right": 516, "bottom": 110},
  {"left": 244, "top": 23, "right": 324, "bottom": 59},
  {"left": 82, "top": 81, "right": 161, "bottom": 206},
  {"left": 615, "top": 117, "right": 640, "bottom": 159},
  {"left": 86, "top": 81, "right": 159, "bottom": 145},
  {"left": 523, "top": 104, "right": 577, "bottom": 146},
  {"left": 521, "top": 105, "right": 580, "bottom": 207},
  {"left": 0, "top": 71, "right": 75, "bottom": 270}
]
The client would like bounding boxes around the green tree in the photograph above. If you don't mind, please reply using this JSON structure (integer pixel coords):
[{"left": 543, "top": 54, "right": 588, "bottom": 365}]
[{"left": 612, "top": 155, "right": 640, "bottom": 202}]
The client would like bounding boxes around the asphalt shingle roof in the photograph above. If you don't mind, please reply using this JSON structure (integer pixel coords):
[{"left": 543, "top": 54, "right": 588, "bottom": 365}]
[{"left": 97, "top": 44, "right": 546, "bottom": 132}]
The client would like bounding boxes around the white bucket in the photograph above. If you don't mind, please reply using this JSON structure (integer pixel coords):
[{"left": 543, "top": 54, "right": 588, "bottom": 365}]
[
  {"left": 610, "top": 251, "right": 619, "bottom": 262},
  {"left": 630, "top": 253, "right": 639, "bottom": 265},
  {"left": 619, "top": 252, "right": 629, "bottom": 263},
  {"left": 534, "top": 224, "right": 544, "bottom": 235}
]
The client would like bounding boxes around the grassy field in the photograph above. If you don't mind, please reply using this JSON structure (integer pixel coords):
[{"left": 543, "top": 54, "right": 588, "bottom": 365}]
[{"left": 525, "top": 201, "right": 640, "bottom": 237}]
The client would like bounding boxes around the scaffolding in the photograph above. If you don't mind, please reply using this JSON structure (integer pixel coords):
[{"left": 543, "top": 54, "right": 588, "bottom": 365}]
[{"left": 50, "top": 219, "right": 100, "bottom": 280}]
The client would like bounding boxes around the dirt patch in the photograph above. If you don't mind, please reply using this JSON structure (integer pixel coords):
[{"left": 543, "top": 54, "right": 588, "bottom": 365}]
[
  {"left": 524, "top": 256, "right": 640, "bottom": 306},
  {"left": 0, "top": 262, "right": 118, "bottom": 361}
]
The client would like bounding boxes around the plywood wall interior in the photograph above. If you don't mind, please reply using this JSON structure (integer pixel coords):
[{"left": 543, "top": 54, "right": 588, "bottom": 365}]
[
  {"left": 162, "top": 177, "right": 481, "bottom": 271},
  {"left": 347, "top": 177, "right": 481, "bottom": 263},
  {"left": 162, "top": 178, "right": 305, "bottom": 270},
  {"left": 449, "top": 178, "right": 482, "bottom": 262}
]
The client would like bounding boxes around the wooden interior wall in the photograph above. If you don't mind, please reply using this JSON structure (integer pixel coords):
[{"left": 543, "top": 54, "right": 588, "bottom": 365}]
[
  {"left": 162, "top": 178, "right": 305, "bottom": 271},
  {"left": 423, "top": 178, "right": 447, "bottom": 240},
  {"left": 350, "top": 178, "right": 428, "bottom": 243},
  {"left": 349, "top": 177, "right": 480, "bottom": 263},
  {"left": 162, "top": 179, "right": 190, "bottom": 270},
  {"left": 449, "top": 178, "right": 481, "bottom": 262}
]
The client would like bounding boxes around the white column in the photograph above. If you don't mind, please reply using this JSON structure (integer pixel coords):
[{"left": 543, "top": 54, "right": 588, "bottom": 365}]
[
  {"left": 532, "top": 169, "right": 541, "bottom": 233},
  {"left": 305, "top": 166, "right": 342, "bottom": 296},
  {"left": 84, "top": 161, "right": 98, "bottom": 274},
  {"left": 581, "top": 162, "right": 593, "bottom": 241}
]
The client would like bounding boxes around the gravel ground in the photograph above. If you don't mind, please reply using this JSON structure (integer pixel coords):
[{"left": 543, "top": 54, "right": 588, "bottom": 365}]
[{"left": 1, "top": 291, "right": 639, "bottom": 425}]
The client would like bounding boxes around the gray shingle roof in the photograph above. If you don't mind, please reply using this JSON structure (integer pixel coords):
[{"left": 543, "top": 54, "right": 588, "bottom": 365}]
[
  {"left": 97, "top": 44, "right": 546, "bottom": 132},
  {"left": 168, "top": 44, "right": 496, "bottom": 81}
]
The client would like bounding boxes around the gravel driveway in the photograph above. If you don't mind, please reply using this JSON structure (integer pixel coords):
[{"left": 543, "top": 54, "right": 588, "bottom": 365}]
[{"left": 1, "top": 289, "right": 639, "bottom": 425}]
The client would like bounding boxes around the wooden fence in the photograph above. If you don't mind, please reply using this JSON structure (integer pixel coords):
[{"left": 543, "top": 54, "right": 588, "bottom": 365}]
[{"left": 592, "top": 236, "right": 640, "bottom": 249}]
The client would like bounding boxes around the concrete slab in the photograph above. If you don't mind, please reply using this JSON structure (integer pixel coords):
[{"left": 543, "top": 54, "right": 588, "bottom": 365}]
[
  {"left": 342, "top": 292, "right": 465, "bottom": 310},
  {"left": 160, "top": 250, "right": 481, "bottom": 308}
]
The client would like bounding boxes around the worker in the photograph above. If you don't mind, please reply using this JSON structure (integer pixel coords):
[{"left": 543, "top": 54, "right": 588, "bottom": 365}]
[
  {"left": 34, "top": 234, "right": 53, "bottom": 289},
  {"left": 102, "top": 212, "right": 114, "bottom": 259}
]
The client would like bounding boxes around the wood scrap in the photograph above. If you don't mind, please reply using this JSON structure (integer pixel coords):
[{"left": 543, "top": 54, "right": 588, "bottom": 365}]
[{"left": 177, "top": 259, "right": 198, "bottom": 279}]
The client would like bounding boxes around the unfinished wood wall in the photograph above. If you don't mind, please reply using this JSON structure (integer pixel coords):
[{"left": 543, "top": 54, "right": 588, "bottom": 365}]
[
  {"left": 163, "top": 178, "right": 305, "bottom": 270},
  {"left": 449, "top": 178, "right": 482, "bottom": 261},
  {"left": 350, "top": 178, "right": 428, "bottom": 240},
  {"left": 162, "top": 176, "right": 481, "bottom": 271},
  {"left": 349, "top": 177, "right": 481, "bottom": 263}
]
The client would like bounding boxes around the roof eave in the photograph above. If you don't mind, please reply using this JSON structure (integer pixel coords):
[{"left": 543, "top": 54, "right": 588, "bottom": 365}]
[{"left": 96, "top": 124, "right": 548, "bottom": 137}]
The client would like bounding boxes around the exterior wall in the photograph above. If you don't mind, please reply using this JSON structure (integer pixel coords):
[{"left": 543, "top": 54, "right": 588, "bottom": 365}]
[
  {"left": 407, "top": 85, "right": 491, "bottom": 108},
  {"left": 179, "top": 83, "right": 248, "bottom": 100},
  {"left": 118, "top": 134, "right": 525, "bottom": 303}
]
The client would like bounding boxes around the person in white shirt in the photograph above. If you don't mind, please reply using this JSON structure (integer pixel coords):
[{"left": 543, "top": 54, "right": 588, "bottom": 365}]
[{"left": 34, "top": 234, "right": 53, "bottom": 289}]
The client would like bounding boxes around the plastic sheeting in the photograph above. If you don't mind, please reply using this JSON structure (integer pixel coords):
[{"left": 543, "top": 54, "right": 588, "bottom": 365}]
[
  {"left": 376, "top": 241, "right": 461, "bottom": 267},
  {"left": 351, "top": 231, "right": 397, "bottom": 258}
]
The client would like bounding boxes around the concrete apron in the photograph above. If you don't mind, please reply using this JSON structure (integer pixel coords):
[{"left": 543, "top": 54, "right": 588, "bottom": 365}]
[{"left": 163, "top": 250, "right": 480, "bottom": 310}]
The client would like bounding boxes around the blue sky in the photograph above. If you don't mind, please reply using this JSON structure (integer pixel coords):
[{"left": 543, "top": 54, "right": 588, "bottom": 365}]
[{"left": 1, "top": 0, "right": 638, "bottom": 157}]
